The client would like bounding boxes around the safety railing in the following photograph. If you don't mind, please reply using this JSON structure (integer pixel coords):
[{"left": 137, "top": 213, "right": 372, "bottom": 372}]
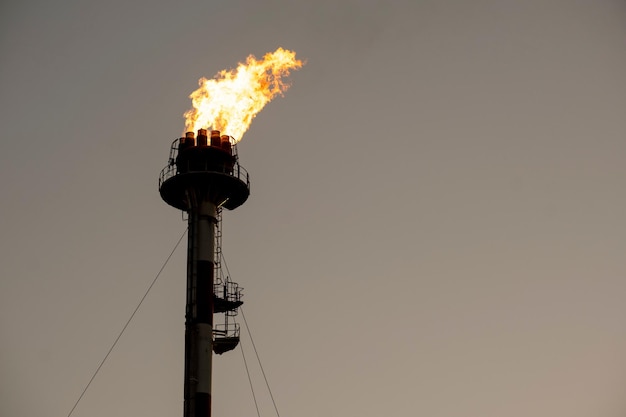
[
  {"left": 213, "top": 322, "right": 240, "bottom": 338},
  {"left": 213, "top": 280, "right": 243, "bottom": 316},
  {"left": 158, "top": 137, "right": 250, "bottom": 189}
]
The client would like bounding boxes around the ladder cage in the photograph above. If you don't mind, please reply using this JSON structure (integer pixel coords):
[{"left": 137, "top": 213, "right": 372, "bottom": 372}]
[{"left": 213, "top": 207, "right": 243, "bottom": 314}]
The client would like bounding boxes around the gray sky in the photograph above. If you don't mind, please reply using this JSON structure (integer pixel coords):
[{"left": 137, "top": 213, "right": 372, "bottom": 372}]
[{"left": 2, "top": 1, "right": 626, "bottom": 416}]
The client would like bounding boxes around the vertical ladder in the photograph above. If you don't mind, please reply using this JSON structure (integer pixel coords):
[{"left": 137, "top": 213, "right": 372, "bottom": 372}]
[
  {"left": 212, "top": 206, "right": 242, "bottom": 354},
  {"left": 214, "top": 207, "right": 223, "bottom": 285}
]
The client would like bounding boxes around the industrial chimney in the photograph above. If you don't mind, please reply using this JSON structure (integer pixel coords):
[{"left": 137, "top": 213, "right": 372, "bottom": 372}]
[{"left": 159, "top": 130, "right": 250, "bottom": 417}]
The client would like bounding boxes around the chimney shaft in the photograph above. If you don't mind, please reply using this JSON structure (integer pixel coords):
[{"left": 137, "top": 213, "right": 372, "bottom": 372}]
[
  {"left": 184, "top": 200, "right": 217, "bottom": 417},
  {"left": 159, "top": 135, "right": 250, "bottom": 417}
]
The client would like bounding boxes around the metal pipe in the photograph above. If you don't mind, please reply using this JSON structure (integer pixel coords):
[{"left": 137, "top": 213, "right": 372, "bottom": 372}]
[
  {"left": 184, "top": 200, "right": 217, "bottom": 417},
  {"left": 210, "top": 130, "right": 221, "bottom": 147},
  {"left": 197, "top": 129, "right": 208, "bottom": 147}
]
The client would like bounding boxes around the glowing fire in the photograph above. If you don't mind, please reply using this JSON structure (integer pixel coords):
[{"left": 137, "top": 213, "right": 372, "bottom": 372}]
[{"left": 184, "top": 47, "right": 303, "bottom": 142}]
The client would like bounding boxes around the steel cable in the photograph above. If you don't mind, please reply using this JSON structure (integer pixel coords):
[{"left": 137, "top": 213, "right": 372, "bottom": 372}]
[
  {"left": 240, "top": 307, "right": 281, "bottom": 417},
  {"left": 240, "top": 339, "right": 262, "bottom": 417},
  {"left": 66, "top": 228, "right": 187, "bottom": 417}
]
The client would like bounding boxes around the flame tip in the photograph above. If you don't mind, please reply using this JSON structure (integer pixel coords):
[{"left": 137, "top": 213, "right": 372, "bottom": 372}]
[{"left": 183, "top": 47, "right": 304, "bottom": 142}]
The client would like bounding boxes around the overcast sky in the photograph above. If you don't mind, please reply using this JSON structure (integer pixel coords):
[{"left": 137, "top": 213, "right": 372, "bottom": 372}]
[{"left": 2, "top": 1, "right": 626, "bottom": 416}]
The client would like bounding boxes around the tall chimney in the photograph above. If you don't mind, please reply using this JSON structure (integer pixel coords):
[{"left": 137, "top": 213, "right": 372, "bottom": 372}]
[{"left": 159, "top": 131, "right": 250, "bottom": 417}]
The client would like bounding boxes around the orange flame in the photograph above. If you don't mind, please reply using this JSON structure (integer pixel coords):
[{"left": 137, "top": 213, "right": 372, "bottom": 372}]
[{"left": 184, "top": 47, "right": 303, "bottom": 142}]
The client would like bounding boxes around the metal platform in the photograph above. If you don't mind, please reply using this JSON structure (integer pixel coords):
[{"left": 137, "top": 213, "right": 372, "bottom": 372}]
[
  {"left": 213, "top": 323, "right": 240, "bottom": 355},
  {"left": 214, "top": 295, "right": 243, "bottom": 314},
  {"left": 213, "top": 337, "right": 240, "bottom": 355},
  {"left": 159, "top": 138, "right": 250, "bottom": 211}
]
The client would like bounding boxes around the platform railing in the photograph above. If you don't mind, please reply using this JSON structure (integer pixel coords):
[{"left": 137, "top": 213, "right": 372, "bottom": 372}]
[
  {"left": 158, "top": 137, "right": 250, "bottom": 189},
  {"left": 213, "top": 322, "right": 240, "bottom": 338},
  {"left": 158, "top": 160, "right": 249, "bottom": 188}
]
